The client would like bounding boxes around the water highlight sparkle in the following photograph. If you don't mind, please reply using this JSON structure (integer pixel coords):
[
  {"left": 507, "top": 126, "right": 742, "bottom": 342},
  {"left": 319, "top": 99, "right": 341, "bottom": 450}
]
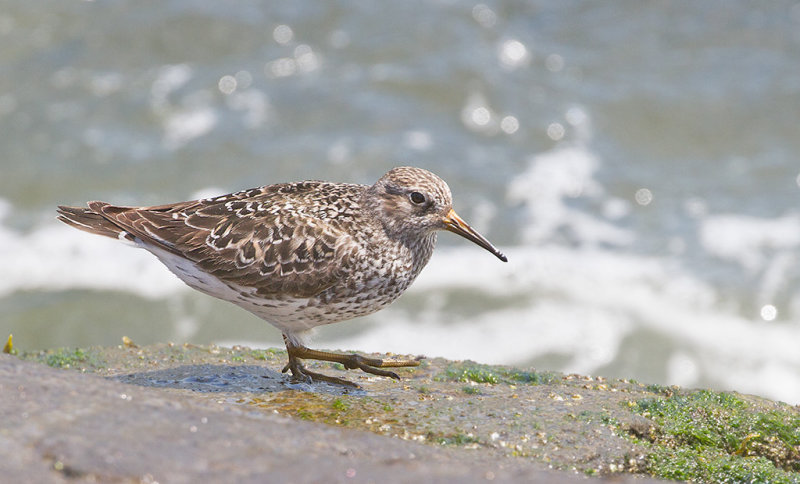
[
  {"left": 273, "top": 24, "right": 293, "bottom": 45},
  {"left": 760, "top": 304, "right": 777, "bottom": 321},
  {"left": 499, "top": 39, "right": 530, "bottom": 69},
  {"left": 635, "top": 188, "right": 653, "bottom": 206}
]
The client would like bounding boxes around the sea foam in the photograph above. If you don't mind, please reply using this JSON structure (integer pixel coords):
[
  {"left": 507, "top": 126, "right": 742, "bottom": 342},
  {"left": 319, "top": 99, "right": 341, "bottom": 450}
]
[{"left": 0, "top": 212, "right": 185, "bottom": 299}]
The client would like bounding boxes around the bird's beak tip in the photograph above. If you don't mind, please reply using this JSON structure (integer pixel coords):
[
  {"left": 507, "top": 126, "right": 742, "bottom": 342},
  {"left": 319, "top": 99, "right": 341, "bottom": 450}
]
[{"left": 443, "top": 209, "right": 507, "bottom": 263}]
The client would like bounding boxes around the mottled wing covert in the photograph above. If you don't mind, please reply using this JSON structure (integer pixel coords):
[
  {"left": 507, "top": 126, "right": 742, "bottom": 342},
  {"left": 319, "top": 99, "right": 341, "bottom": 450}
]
[{"left": 93, "top": 184, "right": 363, "bottom": 298}]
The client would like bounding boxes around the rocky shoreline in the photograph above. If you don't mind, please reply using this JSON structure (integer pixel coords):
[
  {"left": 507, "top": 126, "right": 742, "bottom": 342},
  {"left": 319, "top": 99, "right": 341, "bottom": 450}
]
[{"left": 3, "top": 343, "right": 798, "bottom": 483}]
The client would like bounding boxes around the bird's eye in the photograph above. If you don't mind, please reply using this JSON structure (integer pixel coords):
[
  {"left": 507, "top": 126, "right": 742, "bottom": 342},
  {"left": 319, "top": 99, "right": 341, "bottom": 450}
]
[{"left": 409, "top": 191, "right": 426, "bottom": 204}]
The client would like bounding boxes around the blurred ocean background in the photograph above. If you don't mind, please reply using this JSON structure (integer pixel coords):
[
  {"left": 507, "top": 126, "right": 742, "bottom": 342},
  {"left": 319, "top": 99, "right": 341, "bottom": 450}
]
[{"left": 2, "top": 1, "right": 799, "bottom": 403}]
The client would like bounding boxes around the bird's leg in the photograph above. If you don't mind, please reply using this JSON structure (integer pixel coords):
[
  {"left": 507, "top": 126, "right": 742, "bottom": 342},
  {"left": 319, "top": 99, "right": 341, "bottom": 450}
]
[
  {"left": 281, "top": 334, "right": 361, "bottom": 387},
  {"left": 280, "top": 334, "right": 422, "bottom": 387}
]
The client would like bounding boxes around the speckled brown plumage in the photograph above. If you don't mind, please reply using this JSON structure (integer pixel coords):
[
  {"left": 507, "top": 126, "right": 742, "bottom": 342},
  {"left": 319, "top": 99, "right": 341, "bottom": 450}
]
[{"left": 57, "top": 166, "right": 507, "bottom": 387}]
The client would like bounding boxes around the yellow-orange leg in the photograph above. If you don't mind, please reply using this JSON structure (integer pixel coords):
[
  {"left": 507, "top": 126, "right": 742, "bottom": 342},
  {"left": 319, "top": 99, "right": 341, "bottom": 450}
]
[{"left": 281, "top": 335, "right": 422, "bottom": 387}]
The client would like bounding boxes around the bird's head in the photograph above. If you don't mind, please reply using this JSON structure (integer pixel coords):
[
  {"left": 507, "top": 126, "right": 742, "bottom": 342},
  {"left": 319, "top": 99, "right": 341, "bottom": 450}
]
[{"left": 366, "top": 166, "right": 507, "bottom": 262}]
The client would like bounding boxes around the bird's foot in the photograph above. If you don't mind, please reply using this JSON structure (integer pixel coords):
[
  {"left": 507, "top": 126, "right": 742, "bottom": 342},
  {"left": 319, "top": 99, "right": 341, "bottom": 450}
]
[
  {"left": 281, "top": 337, "right": 422, "bottom": 387},
  {"left": 337, "top": 353, "right": 422, "bottom": 379},
  {"left": 282, "top": 358, "right": 361, "bottom": 388}
]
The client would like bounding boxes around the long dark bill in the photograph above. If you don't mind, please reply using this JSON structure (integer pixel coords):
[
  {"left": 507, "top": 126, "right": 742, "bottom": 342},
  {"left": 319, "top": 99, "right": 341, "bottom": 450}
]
[{"left": 442, "top": 209, "right": 508, "bottom": 262}]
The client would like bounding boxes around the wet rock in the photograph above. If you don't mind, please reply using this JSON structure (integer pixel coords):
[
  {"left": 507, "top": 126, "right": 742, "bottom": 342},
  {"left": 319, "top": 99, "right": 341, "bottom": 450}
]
[{"left": 1, "top": 354, "right": 663, "bottom": 483}]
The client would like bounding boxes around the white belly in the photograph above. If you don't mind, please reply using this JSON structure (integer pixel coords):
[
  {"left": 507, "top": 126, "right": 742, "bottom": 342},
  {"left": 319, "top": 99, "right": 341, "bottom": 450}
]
[{"left": 141, "top": 243, "right": 400, "bottom": 338}]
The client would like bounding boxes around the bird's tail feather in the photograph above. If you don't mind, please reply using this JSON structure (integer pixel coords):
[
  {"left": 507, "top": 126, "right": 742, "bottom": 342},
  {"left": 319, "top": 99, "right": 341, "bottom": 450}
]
[{"left": 56, "top": 203, "right": 132, "bottom": 240}]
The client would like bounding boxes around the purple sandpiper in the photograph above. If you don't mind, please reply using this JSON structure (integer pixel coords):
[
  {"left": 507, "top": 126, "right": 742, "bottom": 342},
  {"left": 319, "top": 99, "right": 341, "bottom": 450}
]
[{"left": 58, "top": 167, "right": 507, "bottom": 386}]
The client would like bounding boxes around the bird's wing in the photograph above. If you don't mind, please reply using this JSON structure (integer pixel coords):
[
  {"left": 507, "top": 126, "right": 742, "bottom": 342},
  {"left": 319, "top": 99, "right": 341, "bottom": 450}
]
[{"left": 91, "top": 183, "right": 364, "bottom": 298}]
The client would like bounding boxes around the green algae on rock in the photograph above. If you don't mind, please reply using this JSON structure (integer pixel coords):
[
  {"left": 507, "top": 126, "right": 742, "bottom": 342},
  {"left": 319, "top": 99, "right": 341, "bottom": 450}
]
[
  {"left": 629, "top": 389, "right": 800, "bottom": 483},
  {"left": 31, "top": 347, "right": 104, "bottom": 370}
]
